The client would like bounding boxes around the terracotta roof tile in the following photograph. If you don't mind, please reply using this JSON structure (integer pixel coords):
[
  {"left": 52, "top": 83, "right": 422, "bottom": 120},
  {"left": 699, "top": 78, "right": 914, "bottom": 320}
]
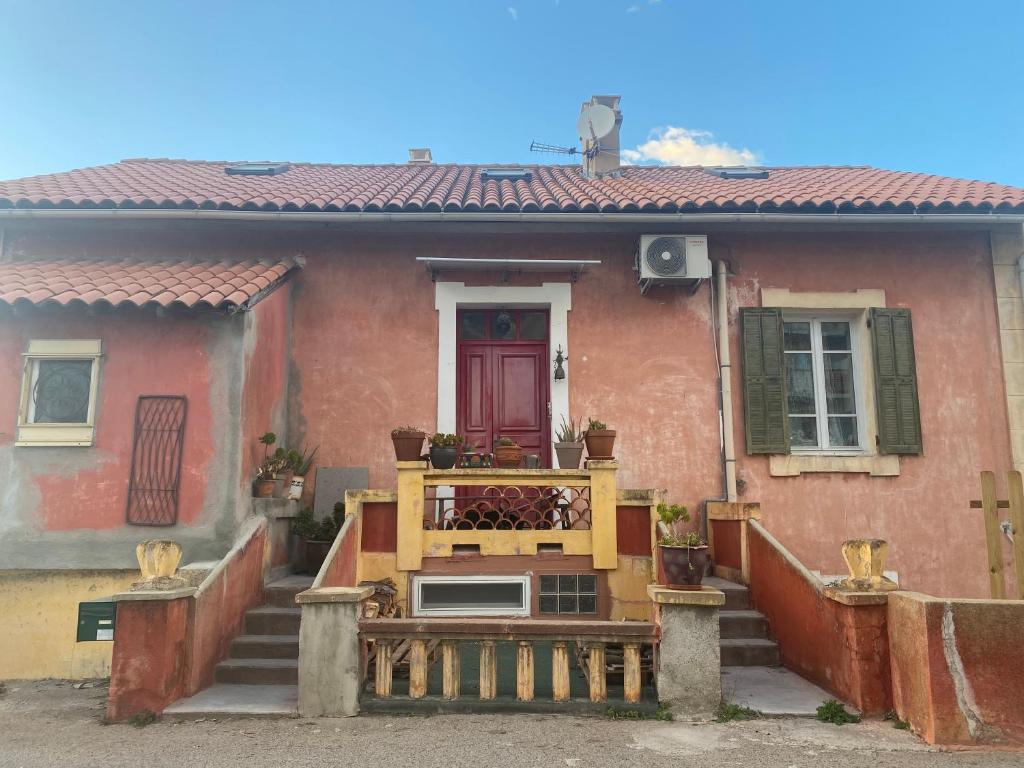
[
  {"left": 1, "top": 159, "right": 1022, "bottom": 215},
  {"left": 0, "top": 256, "right": 302, "bottom": 311}
]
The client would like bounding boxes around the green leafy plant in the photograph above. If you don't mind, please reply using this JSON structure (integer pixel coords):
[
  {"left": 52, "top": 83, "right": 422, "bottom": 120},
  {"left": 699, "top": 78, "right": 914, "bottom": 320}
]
[
  {"left": 285, "top": 445, "right": 319, "bottom": 476},
  {"left": 495, "top": 436, "right": 519, "bottom": 447},
  {"left": 293, "top": 503, "right": 346, "bottom": 542},
  {"left": 587, "top": 417, "right": 608, "bottom": 431},
  {"left": 816, "top": 699, "right": 860, "bottom": 725},
  {"left": 884, "top": 710, "right": 911, "bottom": 730},
  {"left": 661, "top": 531, "right": 705, "bottom": 548},
  {"left": 604, "top": 701, "right": 673, "bottom": 721},
  {"left": 429, "top": 432, "right": 463, "bottom": 447},
  {"left": 391, "top": 426, "right": 422, "bottom": 436},
  {"left": 715, "top": 702, "right": 761, "bottom": 722},
  {"left": 128, "top": 709, "right": 157, "bottom": 728},
  {"left": 555, "top": 415, "right": 584, "bottom": 443},
  {"left": 657, "top": 502, "right": 690, "bottom": 527}
]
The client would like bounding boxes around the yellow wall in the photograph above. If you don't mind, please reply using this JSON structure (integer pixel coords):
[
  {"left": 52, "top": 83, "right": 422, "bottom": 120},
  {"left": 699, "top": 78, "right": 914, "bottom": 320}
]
[
  {"left": 0, "top": 570, "right": 137, "bottom": 680},
  {"left": 608, "top": 556, "right": 654, "bottom": 621}
]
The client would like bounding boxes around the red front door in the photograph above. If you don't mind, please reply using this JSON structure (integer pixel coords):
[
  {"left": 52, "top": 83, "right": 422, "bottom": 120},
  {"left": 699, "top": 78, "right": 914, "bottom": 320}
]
[{"left": 457, "top": 309, "right": 550, "bottom": 467}]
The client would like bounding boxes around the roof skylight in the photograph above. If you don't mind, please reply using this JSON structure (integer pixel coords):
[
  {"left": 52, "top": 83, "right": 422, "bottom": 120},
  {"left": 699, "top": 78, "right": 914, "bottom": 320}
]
[
  {"left": 704, "top": 167, "right": 769, "bottom": 180},
  {"left": 225, "top": 162, "right": 291, "bottom": 176},
  {"left": 480, "top": 168, "right": 533, "bottom": 182}
]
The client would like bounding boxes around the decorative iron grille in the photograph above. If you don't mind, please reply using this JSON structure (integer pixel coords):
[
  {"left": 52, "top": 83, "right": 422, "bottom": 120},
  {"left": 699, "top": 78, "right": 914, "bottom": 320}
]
[
  {"left": 126, "top": 396, "right": 187, "bottom": 526},
  {"left": 425, "top": 485, "right": 591, "bottom": 531}
]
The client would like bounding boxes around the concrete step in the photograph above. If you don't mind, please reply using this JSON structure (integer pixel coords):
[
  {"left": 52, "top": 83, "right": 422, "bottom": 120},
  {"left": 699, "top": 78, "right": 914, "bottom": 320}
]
[
  {"left": 164, "top": 684, "right": 298, "bottom": 718},
  {"left": 245, "top": 606, "right": 301, "bottom": 636},
  {"left": 264, "top": 575, "right": 314, "bottom": 608},
  {"left": 230, "top": 634, "right": 299, "bottom": 660},
  {"left": 214, "top": 658, "right": 298, "bottom": 685},
  {"left": 719, "top": 610, "right": 768, "bottom": 640},
  {"left": 704, "top": 577, "right": 750, "bottom": 611},
  {"left": 720, "top": 638, "right": 781, "bottom": 667}
]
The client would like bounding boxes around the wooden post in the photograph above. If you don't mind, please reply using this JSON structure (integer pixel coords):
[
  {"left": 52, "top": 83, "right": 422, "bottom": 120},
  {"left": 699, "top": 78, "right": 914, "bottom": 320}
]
[
  {"left": 551, "top": 641, "right": 571, "bottom": 702},
  {"left": 479, "top": 640, "right": 497, "bottom": 700},
  {"left": 375, "top": 641, "right": 393, "bottom": 698},
  {"left": 1008, "top": 471, "right": 1024, "bottom": 598},
  {"left": 409, "top": 639, "right": 428, "bottom": 699},
  {"left": 623, "top": 643, "right": 641, "bottom": 704},
  {"left": 442, "top": 640, "right": 460, "bottom": 700},
  {"left": 587, "top": 642, "right": 607, "bottom": 703},
  {"left": 981, "top": 471, "right": 1007, "bottom": 599},
  {"left": 516, "top": 640, "right": 535, "bottom": 702}
]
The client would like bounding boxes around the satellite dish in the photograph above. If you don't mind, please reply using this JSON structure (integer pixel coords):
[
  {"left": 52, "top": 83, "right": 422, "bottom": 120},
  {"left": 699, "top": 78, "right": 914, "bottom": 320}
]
[{"left": 576, "top": 104, "right": 616, "bottom": 141}]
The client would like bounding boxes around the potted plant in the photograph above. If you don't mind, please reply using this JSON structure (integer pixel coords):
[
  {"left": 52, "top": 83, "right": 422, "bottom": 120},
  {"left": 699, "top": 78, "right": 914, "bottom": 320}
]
[
  {"left": 292, "top": 502, "right": 345, "bottom": 575},
  {"left": 428, "top": 433, "right": 463, "bottom": 470},
  {"left": 584, "top": 417, "right": 616, "bottom": 459},
  {"left": 254, "top": 432, "right": 285, "bottom": 497},
  {"left": 554, "top": 415, "right": 584, "bottom": 469},
  {"left": 285, "top": 445, "right": 319, "bottom": 500},
  {"left": 494, "top": 436, "right": 523, "bottom": 469},
  {"left": 458, "top": 440, "right": 491, "bottom": 468},
  {"left": 391, "top": 426, "right": 426, "bottom": 462},
  {"left": 655, "top": 502, "right": 709, "bottom": 590}
]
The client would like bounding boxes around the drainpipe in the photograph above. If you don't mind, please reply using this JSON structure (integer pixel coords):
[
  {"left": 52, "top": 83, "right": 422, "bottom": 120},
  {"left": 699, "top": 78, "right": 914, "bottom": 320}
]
[{"left": 716, "top": 260, "right": 738, "bottom": 502}]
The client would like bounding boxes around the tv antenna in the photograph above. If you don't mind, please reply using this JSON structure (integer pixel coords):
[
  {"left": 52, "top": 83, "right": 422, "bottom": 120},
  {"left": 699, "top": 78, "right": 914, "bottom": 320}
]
[{"left": 530, "top": 103, "right": 618, "bottom": 158}]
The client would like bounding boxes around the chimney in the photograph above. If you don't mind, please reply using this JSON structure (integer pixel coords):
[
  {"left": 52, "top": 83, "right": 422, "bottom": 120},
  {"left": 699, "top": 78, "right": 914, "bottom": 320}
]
[
  {"left": 408, "top": 148, "right": 433, "bottom": 164},
  {"left": 580, "top": 95, "right": 622, "bottom": 178}
]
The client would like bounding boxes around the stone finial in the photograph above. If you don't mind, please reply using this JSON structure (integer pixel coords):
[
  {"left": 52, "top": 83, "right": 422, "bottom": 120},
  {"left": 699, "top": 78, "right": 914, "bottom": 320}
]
[
  {"left": 130, "top": 540, "right": 188, "bottom": 591},
  {"left": 840, "top": 539, "right": 898, "bottom": 592}
]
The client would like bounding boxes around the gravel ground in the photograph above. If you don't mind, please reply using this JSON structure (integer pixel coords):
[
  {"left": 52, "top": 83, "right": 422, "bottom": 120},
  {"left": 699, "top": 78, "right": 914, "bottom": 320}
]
[{"left": 1, "top": 680, "right": 1021, "bottom": 768}]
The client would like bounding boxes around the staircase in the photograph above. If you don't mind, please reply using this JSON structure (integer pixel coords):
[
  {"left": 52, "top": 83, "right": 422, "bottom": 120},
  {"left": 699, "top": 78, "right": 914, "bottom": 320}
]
[
  {"left": 705, "top": 576, "right": 780, "bottom": 667},
  {"left": 164, "top": 575, "right": 312, "bottom": 717}
]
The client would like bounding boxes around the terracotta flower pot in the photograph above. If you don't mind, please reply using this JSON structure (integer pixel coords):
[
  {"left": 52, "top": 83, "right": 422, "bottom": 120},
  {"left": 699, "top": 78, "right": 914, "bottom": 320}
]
[
  {"left": 255, "top": 478, "right": 276, "bottom": 498},
  {"left": 494, "top": 444, "right": 523, "bottom": 468},
  {"left": 658, "top": 544, "right": 709, "bottom": 590},
  {"left": 584, "top": 429, "right": 616, "bottom": 459},
  {"left": 391, "top": 430, "right": 426, "bottom": 461},
  {"left": 429, "top": 445, "right": 459, "bottom": 470},
  {"left": 554, "top": 442, "right": 584, "bottom": 469}
]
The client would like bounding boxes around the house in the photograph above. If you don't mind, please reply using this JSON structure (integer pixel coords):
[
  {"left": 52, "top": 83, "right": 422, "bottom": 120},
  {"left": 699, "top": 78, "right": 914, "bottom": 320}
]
[{"left": 1, "top": 97, "right": 1023, "bottom": 723}]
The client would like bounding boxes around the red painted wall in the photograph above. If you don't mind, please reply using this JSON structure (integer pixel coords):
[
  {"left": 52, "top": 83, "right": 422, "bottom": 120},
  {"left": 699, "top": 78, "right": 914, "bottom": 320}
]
[
  {"left": 616, "top": 505, "right": 651, "bottom": 556},
  {"left": 321, "top": 515, "right": 359, "bottom": 587},
  {"left": 710, "top": 519, "right": 742, "bottom": 571},
  {"left": 0, "top": 305, "right": 216, "bottom": 531},
  {"left": 889, "top": 592, "right": 1024, "bottom": 746},
  {"left": 747, "top": 523, "right": 892, "bottom": 714},
  {"left": 361, "top": 502, "right": 398, "bottom": 552}
]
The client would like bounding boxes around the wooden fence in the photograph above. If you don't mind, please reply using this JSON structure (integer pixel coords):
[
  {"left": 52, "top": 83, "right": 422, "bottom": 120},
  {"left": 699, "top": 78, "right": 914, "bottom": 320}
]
[{"left": 970, "top": 470, "right": 1024, "bottom": 598}]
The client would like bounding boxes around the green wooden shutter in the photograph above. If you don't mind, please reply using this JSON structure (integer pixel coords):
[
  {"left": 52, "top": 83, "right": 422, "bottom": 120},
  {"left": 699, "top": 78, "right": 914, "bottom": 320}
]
[
  {"left": 741, "top": 308, "right": 789, "bottom": 454},
  {"left": 870, "top": 308, "right": 923, "bottom": 455}
]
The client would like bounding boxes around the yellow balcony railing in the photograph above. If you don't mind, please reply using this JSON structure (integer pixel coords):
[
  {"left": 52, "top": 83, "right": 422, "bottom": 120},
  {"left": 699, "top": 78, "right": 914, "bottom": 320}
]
[{"left": 395, "top": 460, "right": 619, "bottom": 570}]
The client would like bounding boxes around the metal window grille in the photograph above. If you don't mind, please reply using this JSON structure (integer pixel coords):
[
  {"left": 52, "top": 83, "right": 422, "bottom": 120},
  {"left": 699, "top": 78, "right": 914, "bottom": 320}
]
[{"left": 126, "top": 396, "right": 187, "bottom": 526}]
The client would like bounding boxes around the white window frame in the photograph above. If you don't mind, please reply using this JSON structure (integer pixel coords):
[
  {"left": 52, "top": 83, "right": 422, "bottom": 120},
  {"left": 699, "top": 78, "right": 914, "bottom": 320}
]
[
  {"left": 16, "top": 339, "right": 102, "bottom": 447},
  {"left": 782, "top": 313, "right": 866, "bottom": 456},
  {"left": 411, "top": 575, "right": 531, "bottom": 618}
]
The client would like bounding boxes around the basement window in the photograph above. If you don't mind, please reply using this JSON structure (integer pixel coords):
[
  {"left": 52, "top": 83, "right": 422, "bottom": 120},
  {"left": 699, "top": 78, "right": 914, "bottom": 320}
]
[
  {"left": 539, "top": 574, "right": 597, "bottom": 615},
  {"left": 412, "top": 576, "right": 530, "bottom": 617},
  {"left": 704, "top": 167, "right": 769, "bottom": 180},
  {"left": 16, "top": 340, "right": 102, "bottom": 447},
  {"left": 480, "top": 168, "right": 533, "bottom": 182},
  {"left": 224, "top": 162, "right": 291, "bottom": 176}
]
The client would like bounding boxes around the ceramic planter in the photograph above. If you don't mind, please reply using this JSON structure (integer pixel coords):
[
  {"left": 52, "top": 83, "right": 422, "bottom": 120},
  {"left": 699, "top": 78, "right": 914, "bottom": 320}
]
[
  {"left": 255, "top": 478, "right": 276, "bottom": 498},
  {"left": 494, "top": 444, "right": 523, "bottom": 468},
  {"left": 391, "top": 430, "right": 426, "bottom": 461},
  {"left": 554, "top": 441, "right": 584, "bottom": 469},
  {"left": 288, "top": 475, "right": 305, "bottom": 501},
  {"left": 658, "top": 544, "right": 709, "bottom": 589},
  {"left": 584, "top": 429, "right": 616, "bottom": 459},
  {"left": 429, "top": 445, "right": 459, "bottom": 470}
]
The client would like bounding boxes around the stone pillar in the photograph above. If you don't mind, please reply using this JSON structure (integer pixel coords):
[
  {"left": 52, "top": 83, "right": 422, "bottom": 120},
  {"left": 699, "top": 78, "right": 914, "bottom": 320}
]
[
  {"left": 296, "top": 586, "right": 374, "bottom": 717},
  {"left": 588, "top": 459, "right": 619, "bottom": 569},
  {"left": 648, "top": 585, "right": 724, "bottom": 719},
  {"left": 395, "top": 461, "right": 427, "bottom": 571},
  {"left": 993, "top": 226, "right": 1024, "bottom": 470}
]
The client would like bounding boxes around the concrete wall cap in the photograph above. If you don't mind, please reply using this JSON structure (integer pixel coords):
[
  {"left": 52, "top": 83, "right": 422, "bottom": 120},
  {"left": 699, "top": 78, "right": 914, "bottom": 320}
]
[
  {"left": 112, "top": 587, "right": 196, "bottom": 602},
  {"left": 296, "top": 586, "right": 375, "bottom": 604},
  {"left": 824, "top": 587, "right": 890, "bottom": 606},
  {"left": 648, "top": 585, "right": 725, "bottom": 607},
  {"left": 252, "top": 497, "right": 301, "bottom": 519}
]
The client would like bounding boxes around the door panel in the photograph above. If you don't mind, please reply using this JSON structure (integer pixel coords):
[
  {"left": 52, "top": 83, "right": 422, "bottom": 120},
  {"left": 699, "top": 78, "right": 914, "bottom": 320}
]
[{"left": 458, "top": 345, "right": 492, "bottom": 454}]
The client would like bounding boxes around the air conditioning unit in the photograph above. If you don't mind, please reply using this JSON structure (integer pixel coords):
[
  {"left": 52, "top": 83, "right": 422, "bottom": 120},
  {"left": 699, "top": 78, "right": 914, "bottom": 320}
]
[{"left": 636, "top": 235, "right": 711, "bottom": 291}]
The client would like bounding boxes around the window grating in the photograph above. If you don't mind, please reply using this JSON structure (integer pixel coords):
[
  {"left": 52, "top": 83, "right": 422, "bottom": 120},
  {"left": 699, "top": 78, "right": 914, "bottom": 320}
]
[{"left": 126, "top": 396, "right": 187, "bottom": 526}]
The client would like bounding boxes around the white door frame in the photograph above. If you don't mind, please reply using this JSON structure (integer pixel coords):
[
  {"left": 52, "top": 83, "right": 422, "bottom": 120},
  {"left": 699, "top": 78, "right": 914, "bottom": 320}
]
[{"left": 435, "top": 282, "right": 571, "bottom": 461}]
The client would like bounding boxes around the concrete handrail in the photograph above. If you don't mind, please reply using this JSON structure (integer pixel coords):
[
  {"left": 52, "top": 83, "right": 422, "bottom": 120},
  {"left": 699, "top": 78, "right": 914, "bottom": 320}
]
[
  {"left": 748, "top": 519, "right": 825, "bottom": 595},
  {"left": 194, "top": 515, "right": 266, "bottom": 597}
]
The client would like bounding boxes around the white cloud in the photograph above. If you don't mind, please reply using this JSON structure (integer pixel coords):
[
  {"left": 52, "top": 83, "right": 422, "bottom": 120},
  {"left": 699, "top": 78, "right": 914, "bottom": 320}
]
[
  {"left": 622, "top": 126, "right": 761, "bottom": 167},
  {"left": 626, "top": 4, "right": 640, "bottom": 11},
  {"left": 507, "top": 6, "right": 518, "bottom": 20}
]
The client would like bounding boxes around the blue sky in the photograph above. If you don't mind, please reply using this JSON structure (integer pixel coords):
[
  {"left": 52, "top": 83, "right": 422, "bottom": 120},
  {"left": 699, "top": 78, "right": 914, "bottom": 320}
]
[{"left": 1, "top": 0, "right": 1023, "bottom": 185}]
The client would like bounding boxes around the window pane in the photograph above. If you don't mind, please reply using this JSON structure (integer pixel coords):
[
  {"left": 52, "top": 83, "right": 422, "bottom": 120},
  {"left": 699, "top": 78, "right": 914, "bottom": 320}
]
[
  {"left": 828, "top": 417, "right": 859, "bottom": 447},
  {"left": 520, "top": 312, "right": 547, "bottom": 340},
  {"left": 558, "top": 594, "right": 578, "bottom": 613},
  {"left": 419, "top": 581, "right": 523, "bottom": 610},
  {"left": 558, "top": 574, "right": 577, "bottom": 593},
  {"left": 823, "top": 353, "right": 856, "bottom": 414},
  {"left": 821, "top": 322, "right": 852, "bottom": 351},
  {"left": 785, "top": 353, "right": 816, "bottom": 414},
  {"left": 491, "top": 311, "right": 516, "bottom": 340},
  {"left": 577, "top": 575, "right": 596, "bottom": 593},
  {"left": 783, "top": 322, "right": 812, "bottom": 351},
  {"left": 32, "top": 359, "right": 92, "bottom": 423},
  {"left": 460, "top": 312, "right": 487, "bottom": 339},
  {"left": 539, "top": 575, "right": 557, "bottom": 594},
  {"left": 789, "top": 416, "right": 818, "bottom": 447},
  {"left": 578, "top": 593, "right": 597, "bottom": 613},
  {"left": 539, "top": 594, "right": 558, "bottom": 614}
]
